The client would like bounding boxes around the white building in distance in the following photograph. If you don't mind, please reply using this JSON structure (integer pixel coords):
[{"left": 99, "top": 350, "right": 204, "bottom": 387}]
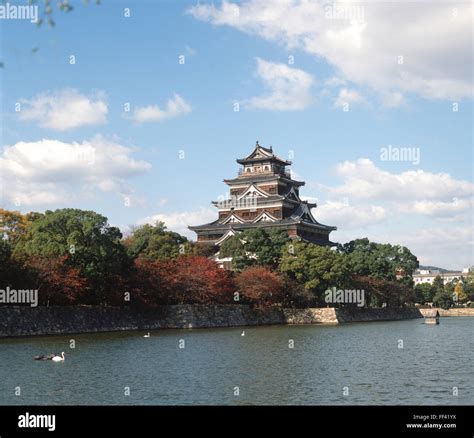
[{"left": 413, "top": 268, "right": 469, "bottom": 285}]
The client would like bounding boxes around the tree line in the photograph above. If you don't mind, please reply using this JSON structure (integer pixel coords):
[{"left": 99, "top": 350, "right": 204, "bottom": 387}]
[{"left": 1, "top": 208, "right": 472, "bottom": 309}]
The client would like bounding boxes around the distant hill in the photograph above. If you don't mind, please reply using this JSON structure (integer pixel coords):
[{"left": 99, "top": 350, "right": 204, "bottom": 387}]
[{"left": 419, "top": 265, "right": 450, "bottom": 272}]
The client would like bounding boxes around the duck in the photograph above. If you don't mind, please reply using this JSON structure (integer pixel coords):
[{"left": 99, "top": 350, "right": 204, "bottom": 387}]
[
  {"left": 34, "top": 354, "right": 55, "bottom": 361},
  {"left": 143, "top": 332, "right": 150, "bottom": 338},
  {"left": 51, "top": 352, "right": 65, "bottom": 362},
  {"left": 241, "top": 331, "right": 245, "bottom": 337}
]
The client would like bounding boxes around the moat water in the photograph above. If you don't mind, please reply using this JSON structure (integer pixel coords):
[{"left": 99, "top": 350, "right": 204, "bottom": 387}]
[{"left": 0, "top": 318, "right": 472, "bottom": 405}]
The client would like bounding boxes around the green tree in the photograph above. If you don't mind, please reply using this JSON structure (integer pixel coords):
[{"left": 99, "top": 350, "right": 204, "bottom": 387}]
[
  {"left": 0, "top": 209, "right": 43, "bottom": 289},
  {"left": 124, "top": 222, "right": 195, "bottom": 261},
  {"left": 414, "top": 283, "right": 435, "bottom": 303},
  {"left": 279, "top": 242, "right": 350, "bottom": 303},
  {"left": 15, "top": 208, "right": 129, "bottom": 304},
  {"left": 219, "top": 228, "right": 290, "bottom": 270},
  {"left": 431, "top": 275, "right": 444, "bottom": 297},
  {"left": 0, "top": 238, "right": 17, "bottom": 286},
  {"left": 462, "top": 267, "right": 474, "bottom": 301},
  {"left": 0, "top": 209, "right": 43, "bottom": 246},
  {"left": 338, "top": 238, "right": 419, "bottom": 284},
  {"left": 433, "top": 288, "right": 453, "bottom": 309},
  {"left": 218, "top": 233, "right": 249, "bottom": 270},
  {"left": 431, "top": 276, "right": 452, "bottom": 309}
]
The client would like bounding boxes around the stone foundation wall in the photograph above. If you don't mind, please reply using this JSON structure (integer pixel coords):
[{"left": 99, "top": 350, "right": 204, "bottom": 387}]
[
  {"left": 419, "top": 307, "right": 474, "bottom": 317},
  {"left": 0, "top": 305, "right": 425, "bottom": 337},
  {"left": 335, "top": 307, "right": 423, "bottom": 323},
  {"left": 283, "top": 307, "right": 338, "bottom": 324},
  {"left": 0, "top": 305, "right": 284, "bottom": 337}
]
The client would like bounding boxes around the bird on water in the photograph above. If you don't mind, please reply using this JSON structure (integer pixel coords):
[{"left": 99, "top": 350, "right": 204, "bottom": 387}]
[
  {"left": 52, "top": 352, "right": 65, "bottom": 362},
  {"left": 34, "top": 352, "right": 65, "bottom": 361}
]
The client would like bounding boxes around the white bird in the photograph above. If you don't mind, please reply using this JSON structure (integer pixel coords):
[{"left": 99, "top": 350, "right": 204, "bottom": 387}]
[
  {"left": 144, "top": 332, "right": 150, "bottom": 338},
  {"left": 52, "top": 352, "right": 65, "bottom": 362},
  {"left": 241, "top": 331, "right": 245, "bottom": 337}
]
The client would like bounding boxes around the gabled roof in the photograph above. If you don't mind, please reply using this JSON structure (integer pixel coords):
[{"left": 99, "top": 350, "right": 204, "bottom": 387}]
[
  {"left": 290, "top": 203, "right": 337, "bottom": 230},
  {"left": 237, "top": 184, "right": 270, "bottom": 200},
  {"left": 236, "top": 142, "right": 292, "bottom": 166},
  {"left": 220, "top": 213, "right": 245, "bottom": 224},
  {"left": 252, "top": 211, "right": 278, "bottom": 223},
  {"left": 215, "top": 229, "right": 237, "bottom": 245},
  {"left": 281, "top": 185, "right": 311, "bottom": 204}
]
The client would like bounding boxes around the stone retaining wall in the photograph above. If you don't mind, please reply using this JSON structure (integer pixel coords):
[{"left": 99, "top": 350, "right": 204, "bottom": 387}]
[
  {"left": 336, "top": 307, "right": 423, "bottom": 323},
  {"left": 0, "top": 305, "right": 425, "bottom": 337},
  {"left": 419, "top": 307, "right": 474, "bottom": 317}
]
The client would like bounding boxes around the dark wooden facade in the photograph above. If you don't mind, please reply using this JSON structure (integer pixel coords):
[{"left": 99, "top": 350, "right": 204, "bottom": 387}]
[{"left": 188, "top": 142, "right": 337, "bottom": 246}]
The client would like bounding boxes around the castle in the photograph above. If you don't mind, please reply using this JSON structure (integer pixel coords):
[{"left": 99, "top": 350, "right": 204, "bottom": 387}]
[{"left": 189, "top": 142, "right": 337, "bottom": 247}]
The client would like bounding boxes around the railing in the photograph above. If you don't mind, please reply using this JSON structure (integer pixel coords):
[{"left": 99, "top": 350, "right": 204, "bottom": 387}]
[{"left": 237, "top": 167, "right": 292, "bottom": 178}]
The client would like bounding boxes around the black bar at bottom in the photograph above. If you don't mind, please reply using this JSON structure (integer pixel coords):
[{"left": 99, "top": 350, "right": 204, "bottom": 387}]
[{"left": 0, "top": 405, "right": 472, "bottom": 437}]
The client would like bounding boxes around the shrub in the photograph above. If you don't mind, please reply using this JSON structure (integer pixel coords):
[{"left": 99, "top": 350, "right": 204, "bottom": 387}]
[
  {"left": 132, "top": 256, "right": 235, "bottom": 305},
  {"left": 235, "top": 266, "right": 285, "bottom": 307},
  {"left": 351, "top": 275, "right": 413, "bottom": 307},
  {"left": 26, "top": 256, "right": 88, "bottom": 305}
]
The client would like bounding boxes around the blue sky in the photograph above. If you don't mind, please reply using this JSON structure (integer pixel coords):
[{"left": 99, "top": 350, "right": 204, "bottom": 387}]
[{"left": 1, "top": 0, "right": 473, "bottom": 269}]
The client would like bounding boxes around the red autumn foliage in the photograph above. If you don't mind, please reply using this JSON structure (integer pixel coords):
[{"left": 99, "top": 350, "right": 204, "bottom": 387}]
[
  {"left": 235, "top": 266, "right": 285, "bottom": 307},
  {"left": 26, "top": 255, "right": 88, "bottom": 305},
  {"left": 132, "top": 256, "right": 235, "bottom": 305},
  {"left": 168, "top": 256, "right": 235, "bottom": 304},
  {"left": 128, "top": 258, "right": 171, "bottom": 305}
]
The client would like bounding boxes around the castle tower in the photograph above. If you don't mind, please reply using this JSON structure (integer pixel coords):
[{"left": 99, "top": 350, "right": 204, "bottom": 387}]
[{"left": 188, "top": 142, "right": 337, "bottom": 246}]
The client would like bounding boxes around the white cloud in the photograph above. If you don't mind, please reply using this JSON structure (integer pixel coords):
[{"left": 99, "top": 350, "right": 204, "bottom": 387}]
[
  {"left": 19, "top": 88, "right": 108, "bottom": 131},
  {"left": 305, "top": 158, "right": 473, "bottom": 267},
  {"left": 245, "top": 58, "right": 314, "bottom": 110},
  {"left": 329, "top": 158, "right": 474, "bottom": 203},
  {"left": 324, "top": 76, "right": 346, "bottom": 87},
  {"left": 315, "top": 200, "right": 386, "bottom": 229},
  {"left": 188, "top": 1, "right": 473, "bottom": 101},
  {"left": 382, "top": 91, "right": 405, "bottom": 108},
  {"left": 374, "top": 225, "right": 473, "bottom": 270},
  {"left": 0, "top": 136, "right": 151, "bottom": 206},
  {"left": 401, "top": 199, "right": 474, "bottom": 218},
  {"left": 130, "top": 94, "right": 191, "bottom": 123},
  {"left": 138, "top": 207, "right": 216, "bottom": 239},
  {"left": 333, "top": 88, "right": 366, "bottom": 108}
]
